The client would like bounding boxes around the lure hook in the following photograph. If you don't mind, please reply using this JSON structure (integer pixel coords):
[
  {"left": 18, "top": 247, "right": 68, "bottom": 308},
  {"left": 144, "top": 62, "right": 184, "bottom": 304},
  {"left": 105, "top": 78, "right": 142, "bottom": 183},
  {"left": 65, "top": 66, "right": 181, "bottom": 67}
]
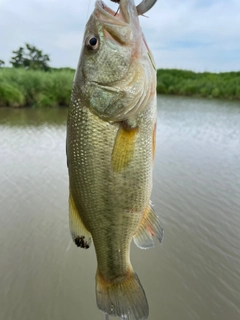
[{"left": 110, "top": 0, "right": 158, "bottom": 15}]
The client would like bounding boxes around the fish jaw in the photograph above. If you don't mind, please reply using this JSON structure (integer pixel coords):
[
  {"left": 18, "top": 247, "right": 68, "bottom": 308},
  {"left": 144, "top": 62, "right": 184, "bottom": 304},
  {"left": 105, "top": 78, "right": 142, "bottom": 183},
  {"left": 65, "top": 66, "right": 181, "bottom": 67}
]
[
  {"left": 93, "top": 0, "right": 140, "bottom": 55},
  {"left": 96, "top": 0, "right": 138, "bottom": 26}
]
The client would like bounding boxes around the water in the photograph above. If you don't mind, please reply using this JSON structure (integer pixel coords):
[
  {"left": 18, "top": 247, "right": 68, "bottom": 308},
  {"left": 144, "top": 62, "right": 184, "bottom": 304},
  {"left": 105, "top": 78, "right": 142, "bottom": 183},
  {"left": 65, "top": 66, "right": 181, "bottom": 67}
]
[{"left": 1, "top": 96, "right": 240, "bottom": 320}]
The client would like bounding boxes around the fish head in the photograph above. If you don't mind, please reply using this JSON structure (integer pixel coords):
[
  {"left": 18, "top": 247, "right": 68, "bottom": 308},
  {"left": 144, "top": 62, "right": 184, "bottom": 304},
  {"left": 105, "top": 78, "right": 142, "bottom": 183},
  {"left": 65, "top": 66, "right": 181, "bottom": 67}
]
[
  {"left": 80, "top": 0, "right": 142, "bottom": 82},
  {"left": 73, "top": 0, "right": 156, "bottom": 121}
]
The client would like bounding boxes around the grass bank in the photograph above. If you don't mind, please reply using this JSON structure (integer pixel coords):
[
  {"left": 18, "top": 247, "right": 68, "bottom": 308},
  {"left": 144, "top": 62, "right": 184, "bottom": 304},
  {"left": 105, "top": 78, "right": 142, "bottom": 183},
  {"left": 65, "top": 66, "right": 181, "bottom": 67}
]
[
  {"left": 0, "top": 68, "right": 240, "bottom": 107},
  {"left": 157, "top": 69, "right": 240, "bottom": 100},
  {"left": 0, "top": 68, "right": 74, "bottom": 108}
]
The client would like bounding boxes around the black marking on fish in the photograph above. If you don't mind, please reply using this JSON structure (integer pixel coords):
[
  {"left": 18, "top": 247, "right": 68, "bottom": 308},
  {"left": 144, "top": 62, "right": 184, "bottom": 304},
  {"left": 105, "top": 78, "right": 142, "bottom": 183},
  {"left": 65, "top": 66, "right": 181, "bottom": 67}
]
[{"left": 74, "top": 236, "right": 90, "bottom": 249}]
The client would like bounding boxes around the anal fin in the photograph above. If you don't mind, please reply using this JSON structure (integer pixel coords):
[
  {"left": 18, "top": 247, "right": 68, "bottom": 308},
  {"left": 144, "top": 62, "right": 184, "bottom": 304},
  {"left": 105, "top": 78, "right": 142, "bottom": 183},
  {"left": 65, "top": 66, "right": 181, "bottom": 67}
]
[
  {"left": 133, "top": 203, "right": 164, "bottom": 249},
  {"left": 69, "top": 191, "right": 92, "bottom": 249}
]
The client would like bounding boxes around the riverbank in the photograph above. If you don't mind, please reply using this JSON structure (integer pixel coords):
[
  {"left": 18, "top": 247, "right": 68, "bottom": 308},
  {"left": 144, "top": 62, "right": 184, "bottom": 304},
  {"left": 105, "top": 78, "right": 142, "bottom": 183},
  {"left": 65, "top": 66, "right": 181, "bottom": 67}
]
[
  {"left": 0, "top": 68, "right": 73, "bottom": 108},
  {"left": 157, "top": 69, "right": 240, "bottom": 100},
  {"left": 0, "top": 68, "right": 239, "bottom": 107}
]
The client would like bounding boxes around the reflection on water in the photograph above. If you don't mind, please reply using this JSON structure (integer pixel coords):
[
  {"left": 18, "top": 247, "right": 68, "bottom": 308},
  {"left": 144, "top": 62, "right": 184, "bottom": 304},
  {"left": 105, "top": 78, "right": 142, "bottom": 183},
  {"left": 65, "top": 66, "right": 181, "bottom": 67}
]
[{"left": 1, "top": 97, "right": 240, "bottom": 320}]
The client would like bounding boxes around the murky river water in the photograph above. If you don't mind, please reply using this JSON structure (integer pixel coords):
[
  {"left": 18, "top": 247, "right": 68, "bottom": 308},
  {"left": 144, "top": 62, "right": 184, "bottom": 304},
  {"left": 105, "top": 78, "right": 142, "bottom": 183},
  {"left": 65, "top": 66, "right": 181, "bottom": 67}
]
[{"left": 1, "top": 96, "right": 240, "bottom": 320}]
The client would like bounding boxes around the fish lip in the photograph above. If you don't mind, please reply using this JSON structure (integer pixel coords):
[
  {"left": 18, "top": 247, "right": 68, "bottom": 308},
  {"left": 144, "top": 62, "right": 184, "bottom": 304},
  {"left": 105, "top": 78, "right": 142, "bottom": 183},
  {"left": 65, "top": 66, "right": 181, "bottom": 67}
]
[
  {"left": 96, "top": 0, "right": 124, "bottom": 22},
  {"left": 107, "top": 0, "right": 158, "bottom": 15},
  {"left": 96, "top": 0, "right": 138, "bottom": 24},
  {"left": 96, "top": 0, "right": 117, "bottom": 17}
]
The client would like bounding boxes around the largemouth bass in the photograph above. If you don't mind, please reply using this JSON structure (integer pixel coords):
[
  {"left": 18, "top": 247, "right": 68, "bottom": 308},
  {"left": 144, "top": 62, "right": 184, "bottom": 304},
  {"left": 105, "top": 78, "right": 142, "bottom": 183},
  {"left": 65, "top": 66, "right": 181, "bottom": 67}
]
[{"left": 66, "top": 0, "right": 163, "bottom": 319}]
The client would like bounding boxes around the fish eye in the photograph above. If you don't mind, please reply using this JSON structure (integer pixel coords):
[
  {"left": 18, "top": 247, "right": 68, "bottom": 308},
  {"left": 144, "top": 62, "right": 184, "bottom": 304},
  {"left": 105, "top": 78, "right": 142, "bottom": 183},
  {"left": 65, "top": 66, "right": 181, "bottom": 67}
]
[{"left": 85, "top": 35, "right": 99, "bottom": 50}]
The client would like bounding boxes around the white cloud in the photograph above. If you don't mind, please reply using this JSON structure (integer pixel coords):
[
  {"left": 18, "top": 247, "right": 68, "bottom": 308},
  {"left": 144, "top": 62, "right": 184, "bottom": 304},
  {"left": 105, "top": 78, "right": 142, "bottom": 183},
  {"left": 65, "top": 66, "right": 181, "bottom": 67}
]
[
  {"left": 141, "top": 0, "right": 240, "bottom": 71},
  {"left": 0, "top": 0, "right": 239, "bottom": 71}
]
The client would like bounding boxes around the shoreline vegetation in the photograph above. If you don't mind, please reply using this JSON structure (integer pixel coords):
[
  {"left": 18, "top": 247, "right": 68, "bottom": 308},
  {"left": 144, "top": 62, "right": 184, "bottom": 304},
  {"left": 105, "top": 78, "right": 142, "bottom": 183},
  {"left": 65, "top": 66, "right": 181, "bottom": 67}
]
[{"left": 0, "top": 67, "right": 240, "bottom": 108}]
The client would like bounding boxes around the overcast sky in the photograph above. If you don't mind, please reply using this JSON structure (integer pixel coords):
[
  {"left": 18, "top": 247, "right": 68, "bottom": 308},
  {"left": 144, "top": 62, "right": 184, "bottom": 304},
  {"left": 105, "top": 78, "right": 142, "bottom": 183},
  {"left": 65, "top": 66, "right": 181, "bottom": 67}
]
[{"left": 1, "top": 0, "right": 240, "bottom": 72}]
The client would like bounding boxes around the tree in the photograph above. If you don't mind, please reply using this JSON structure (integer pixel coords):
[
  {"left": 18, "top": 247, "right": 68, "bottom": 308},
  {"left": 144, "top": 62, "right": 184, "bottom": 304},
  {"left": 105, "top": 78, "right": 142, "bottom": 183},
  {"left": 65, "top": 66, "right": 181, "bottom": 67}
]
[
  {"left": 10, "top": 43, "right": 50, "bottom": 71},
  {"left": 0, "top": 60, "right": 5, "bottom": 67},
  {"left": 10, "top": 47, "right": 25, "bottom": 68}
]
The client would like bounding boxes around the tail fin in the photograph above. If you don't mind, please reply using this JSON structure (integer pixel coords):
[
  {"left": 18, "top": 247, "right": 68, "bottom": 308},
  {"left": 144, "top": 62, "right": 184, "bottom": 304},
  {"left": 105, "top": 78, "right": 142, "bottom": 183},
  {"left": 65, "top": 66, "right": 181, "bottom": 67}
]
[{"left": 96, "top": 270, "right": 149, "bottom": 320}]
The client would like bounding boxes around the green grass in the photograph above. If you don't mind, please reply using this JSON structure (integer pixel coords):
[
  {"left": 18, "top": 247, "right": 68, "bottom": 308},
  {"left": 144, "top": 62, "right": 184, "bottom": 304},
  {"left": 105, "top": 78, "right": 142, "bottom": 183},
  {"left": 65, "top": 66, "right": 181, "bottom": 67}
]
[
  {"left": 0, "top": 68, "right": 240, "bottom": 108},
  {"left": 0, "top": 68, "right": 74, "bottom": 108},
  {"left": 157, "top": 69, "right": 240, "bottom": 100}
]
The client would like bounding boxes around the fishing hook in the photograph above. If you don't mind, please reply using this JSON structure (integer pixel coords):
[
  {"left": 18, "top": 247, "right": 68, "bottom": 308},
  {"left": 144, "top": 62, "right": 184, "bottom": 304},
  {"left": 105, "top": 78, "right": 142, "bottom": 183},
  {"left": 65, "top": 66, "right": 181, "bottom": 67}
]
[{"left": 110, "top": 0, "right": 158, "bottom": 15}]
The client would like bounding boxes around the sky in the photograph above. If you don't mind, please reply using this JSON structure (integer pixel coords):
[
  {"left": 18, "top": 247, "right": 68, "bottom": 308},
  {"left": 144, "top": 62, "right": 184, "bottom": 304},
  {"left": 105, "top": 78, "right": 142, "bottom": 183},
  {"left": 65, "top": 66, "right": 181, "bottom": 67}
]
[{"left": 1, "top": 0, "right": 240, "bottom": 72}]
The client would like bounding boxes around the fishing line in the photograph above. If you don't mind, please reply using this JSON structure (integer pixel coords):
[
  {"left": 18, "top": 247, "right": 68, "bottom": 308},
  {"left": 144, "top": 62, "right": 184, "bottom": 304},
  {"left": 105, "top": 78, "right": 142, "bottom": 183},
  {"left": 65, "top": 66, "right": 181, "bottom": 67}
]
[
  {"left": 114, "top": 6, "right": 120, "bottom": 16},
  {"left": 86, "top": 0, "right": 92, "bottom": 22},
  {"left": 54, "top": 240, "right": 72, "bottom": 318}
]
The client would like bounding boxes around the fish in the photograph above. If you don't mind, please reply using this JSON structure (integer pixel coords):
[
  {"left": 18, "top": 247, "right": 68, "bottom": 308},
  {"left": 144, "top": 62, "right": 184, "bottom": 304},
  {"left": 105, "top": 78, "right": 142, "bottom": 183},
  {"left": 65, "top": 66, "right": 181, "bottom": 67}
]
[{"left": 66, "top": 0, "right": 163, "bottom": 319}]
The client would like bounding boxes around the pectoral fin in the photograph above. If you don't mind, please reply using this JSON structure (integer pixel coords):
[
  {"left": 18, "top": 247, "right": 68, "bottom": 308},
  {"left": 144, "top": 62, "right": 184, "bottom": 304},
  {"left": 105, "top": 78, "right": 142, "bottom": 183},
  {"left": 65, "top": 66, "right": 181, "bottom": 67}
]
[
  {"left": 133, "top": 203, "right": 164, "bottom": 249},
  {"left": 111, "top": 124, "right": 138, "bottom": 173},
  {"left": 69, "top": 191, "right": 92, "bottom": 249}
]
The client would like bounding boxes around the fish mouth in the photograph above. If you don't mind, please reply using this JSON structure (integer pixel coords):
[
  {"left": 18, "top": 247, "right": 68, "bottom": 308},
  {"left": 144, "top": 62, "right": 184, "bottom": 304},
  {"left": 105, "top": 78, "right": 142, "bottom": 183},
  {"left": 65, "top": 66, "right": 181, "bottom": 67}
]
[
  {"left": 96, "top": 0, "right": 157, "bottom": 23},
  {"left": 97, "top": 0, "right": 157, "bottom": 17},
  {"left": 97, "top": 1, "right": 117, "bottom": 17},
  {"left": 96, "top": 0, "right": 137, "bottom": 24}
]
